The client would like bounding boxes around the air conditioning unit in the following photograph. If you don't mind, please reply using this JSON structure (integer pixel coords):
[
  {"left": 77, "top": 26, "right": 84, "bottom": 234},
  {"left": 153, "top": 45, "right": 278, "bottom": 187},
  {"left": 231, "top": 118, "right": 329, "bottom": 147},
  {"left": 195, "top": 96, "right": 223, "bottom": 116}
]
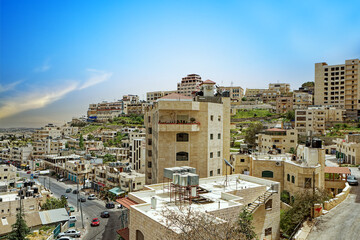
[{"left": 275, "top": 161, "right": 282, "bottom": 166}]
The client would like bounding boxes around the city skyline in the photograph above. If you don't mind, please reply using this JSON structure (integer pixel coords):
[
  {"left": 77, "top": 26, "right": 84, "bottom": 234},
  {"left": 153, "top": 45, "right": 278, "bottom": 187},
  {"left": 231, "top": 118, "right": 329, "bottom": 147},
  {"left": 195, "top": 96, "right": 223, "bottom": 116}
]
[{"left": 1, "top": 0, "right": 360, "bottom": 127}]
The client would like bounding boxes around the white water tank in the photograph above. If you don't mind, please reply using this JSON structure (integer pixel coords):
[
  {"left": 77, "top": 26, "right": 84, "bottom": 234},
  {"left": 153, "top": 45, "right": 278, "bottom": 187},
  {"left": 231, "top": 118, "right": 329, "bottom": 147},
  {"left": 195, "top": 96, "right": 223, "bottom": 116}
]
[
  {"left": 180, "top": 174, "right": 188, "bottom": 187},
  {"left": 151, "top": 197, "right": 157, "bottom": 209}
]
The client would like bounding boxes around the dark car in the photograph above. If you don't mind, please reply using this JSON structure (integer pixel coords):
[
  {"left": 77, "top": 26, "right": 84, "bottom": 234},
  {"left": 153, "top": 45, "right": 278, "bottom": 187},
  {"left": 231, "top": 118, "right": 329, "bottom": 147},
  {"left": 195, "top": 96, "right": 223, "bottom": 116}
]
[
  {"left": 91, "top": 218, "right": 100, "bottom": 226},
  {"left": 65, "top": 188, "right": 72, "bottom": 193},
  {"left": 61, "top": 195, "right": 68, "bottom": 199},
  {"left": 105, "top": 202, "right": 115, "bottom": 209},
  {"left": 347, "top": 175, "right": 358, "bottom": 186},
  {"left": 100, "top": 211, "right": 110, "bottom": 218},
  {"left": 78, "top": 197, "right": 86, "bottom": 202},
  {"left": 72, "top": 190, "right": 79, "bottom": 194}
]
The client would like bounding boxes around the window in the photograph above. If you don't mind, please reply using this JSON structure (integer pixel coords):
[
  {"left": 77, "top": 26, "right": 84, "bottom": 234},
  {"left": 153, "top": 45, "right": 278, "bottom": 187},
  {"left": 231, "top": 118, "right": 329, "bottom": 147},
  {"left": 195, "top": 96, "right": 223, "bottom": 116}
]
[
  {"left": 3, "top": 176, "right": 7, "bottom": 179},
  {"left": 148, "top": 139, "right": 152, "bottom": 145},
  {"left": 287, "top": 174, "right": 290, "bottom": 181},
  {"left": 147, "top": 162, "right": 152, "bottom": 168},
  {"left": 4, "top": 169, "right": 7, "bottom": 171},
  {"left": 148, "top": 128, "right": 152, "bottom": 134},
  {"left": 210, "top": 152, "right": 213, "bottom": 158},
  {"left": 218, "top": 116, "right": 221, "bottom": 121},
  {"left": 210, "top": 170, "right": 213, "bottom": 176},
  {"left": 265, "top": 227, "right": 272, "bottom": 236},
  {"left": 176, "top": 133, "right": 189, "bottom": 142},
  {"left": 304, "top": 178, "right": 312, "bottom": 188},
  {"left": 240, "top": 159, "right": 245, "bottom": 162},
  {"left": 291, "top": 176, "right": 295, "bottom": 183},
  {"left": 217, "top": 169, "right": 220, "bottom": 174},
  {"left": 210, "top": 115, "right": 214, "bottom": 121},
  {"left": 210, "top": 134, "right": 213, "bottom": 140},
  {"left": 176, "top": 152, "right": 189, "bottom": 161},
  {"left": 265, "top": 199, "right": 272, "bottom": 210},
  {"left": 148, "top": 150, "right": 152, "bottom": 157},
  {"left": 217, "top": 151, "right": 221, "bottom": 157},
  {"left": 262, "top": 171, "right": 273, "bottom": 178},
  {"left": 218, "top": 133, "right": 221, "bottom": 139},
  {"left": 148, "top": 116, "right": 151, "bottom": 123}
]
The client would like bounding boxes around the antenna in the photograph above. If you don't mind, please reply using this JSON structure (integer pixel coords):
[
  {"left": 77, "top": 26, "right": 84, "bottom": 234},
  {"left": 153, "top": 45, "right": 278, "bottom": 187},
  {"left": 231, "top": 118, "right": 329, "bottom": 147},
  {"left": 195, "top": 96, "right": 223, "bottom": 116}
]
[{"left": 231, "top": 81, "right": 233, "bottom": 87}]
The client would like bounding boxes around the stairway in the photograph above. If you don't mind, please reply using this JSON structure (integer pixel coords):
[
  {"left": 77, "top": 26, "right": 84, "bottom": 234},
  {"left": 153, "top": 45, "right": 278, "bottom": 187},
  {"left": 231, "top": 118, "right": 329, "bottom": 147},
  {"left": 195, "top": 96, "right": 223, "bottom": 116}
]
[{"left": 246, "top": 190, "right": 274, "bottom": 213}]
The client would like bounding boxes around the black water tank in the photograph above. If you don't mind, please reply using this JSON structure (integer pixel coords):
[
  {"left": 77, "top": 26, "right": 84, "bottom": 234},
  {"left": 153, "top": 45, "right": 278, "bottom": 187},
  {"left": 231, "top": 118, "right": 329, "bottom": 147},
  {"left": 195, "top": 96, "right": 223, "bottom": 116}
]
[
  {"left": 222, "top": 91, "right": 230, "bottom": 97},
  {"left": 312, "top": 139, "right": 322, "bottom": 148},
  {"left": 33, "top": 187, "right": 38, "bottom": 194},
  {"left": 305, "top": 140, "right": 311, "bottom": 147},
  {"left": 272, "top": 145, "right": 276, "bottom": 149}
]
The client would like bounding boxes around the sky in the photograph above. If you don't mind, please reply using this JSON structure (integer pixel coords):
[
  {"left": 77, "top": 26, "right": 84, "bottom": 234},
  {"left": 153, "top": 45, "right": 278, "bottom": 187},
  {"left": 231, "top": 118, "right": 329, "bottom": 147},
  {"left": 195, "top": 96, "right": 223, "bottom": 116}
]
[{"left": 1, "top": 0, "right": 360, "bottom": 128}]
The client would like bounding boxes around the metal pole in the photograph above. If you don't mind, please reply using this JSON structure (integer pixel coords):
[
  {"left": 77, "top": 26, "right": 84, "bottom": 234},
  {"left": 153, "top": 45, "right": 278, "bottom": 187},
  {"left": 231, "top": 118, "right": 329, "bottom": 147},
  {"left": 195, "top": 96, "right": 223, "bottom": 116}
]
[
  {"left": 49, "top": 176, "right": 51, "bottom": 192},
  {"left": 80, "top": 199, "right": 84, "bottom": 229},
  {"left": 77, "top": 174, "right": 79, "bottom": 212},
  {"left": 43, "top": 176, "right": 46, "bottom": 189}
]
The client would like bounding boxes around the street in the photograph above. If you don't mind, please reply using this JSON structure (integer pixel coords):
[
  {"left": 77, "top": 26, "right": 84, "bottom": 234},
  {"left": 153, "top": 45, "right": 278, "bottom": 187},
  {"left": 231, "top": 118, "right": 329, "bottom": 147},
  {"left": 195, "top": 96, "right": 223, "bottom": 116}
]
[
  {"left": 308, "top": 166, "right": 360, "bottom": 240},
  {"left": 18, "top": 171, "right": 122, "bottom": 240}
]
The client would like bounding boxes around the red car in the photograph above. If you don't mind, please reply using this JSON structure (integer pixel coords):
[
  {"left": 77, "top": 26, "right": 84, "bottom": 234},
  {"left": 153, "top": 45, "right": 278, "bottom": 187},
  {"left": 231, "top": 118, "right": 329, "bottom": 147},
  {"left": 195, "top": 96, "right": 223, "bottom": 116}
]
[
  {"left": 26, "top": 171, "right": 31, "bottom": 174},
  {"left": 91, "top": 218, "right": 100, "bottom": 226}
]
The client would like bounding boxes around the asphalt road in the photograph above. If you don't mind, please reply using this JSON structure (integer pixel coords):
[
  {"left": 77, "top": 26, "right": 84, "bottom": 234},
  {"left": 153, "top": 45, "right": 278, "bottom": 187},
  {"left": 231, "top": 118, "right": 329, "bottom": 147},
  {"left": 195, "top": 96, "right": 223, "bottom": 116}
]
[
  {"left": 18, "top": 171, "right": 122, "bottom": 240},
  {"left": 308, "top": 166, "right": 360, "bottom": 240}
]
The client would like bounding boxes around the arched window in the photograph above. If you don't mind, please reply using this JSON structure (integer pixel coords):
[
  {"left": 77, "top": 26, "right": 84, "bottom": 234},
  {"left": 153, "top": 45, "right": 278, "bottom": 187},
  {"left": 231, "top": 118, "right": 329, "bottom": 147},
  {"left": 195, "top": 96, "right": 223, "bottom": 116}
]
[
  {"left": 136, "top": 230, "right": 144, "bottom": 240},
  {"left": 262, "top": 171, "right": 273, "bottom": 178},
  {"left": 176, "top": 133, "right": 189, "bottom": 142},
  {"left": 176, "top": 152, "right": 189, "bottom": 161},
  {"left": 291, "top": 175, "right": 295, "bottom": 183}
]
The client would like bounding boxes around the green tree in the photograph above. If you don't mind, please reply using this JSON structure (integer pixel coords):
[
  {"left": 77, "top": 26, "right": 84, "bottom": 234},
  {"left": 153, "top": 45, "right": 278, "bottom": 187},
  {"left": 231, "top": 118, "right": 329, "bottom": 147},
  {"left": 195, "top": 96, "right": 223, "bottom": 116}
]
[
  {"left": 301, "top": 81, "right": 314, "bottom": 88},
  {"left": 244, "top": 122, "right": 263, "bottom": 147},
  {"left": 41, "top": 197, "right": 68, "bottom": 210},
  {"left": 79, "top": 134, "right": 84, "bottom": 150},
  {"left": 238, "top": 208, "right": 257, "bottom": 240},
  {"left": 87, "top": 134, "right": 95, "bottom": 141},
  {"left": 8, "top": 202, "right": 30, "bottom": 240},
  {"left": 103, "top": 154, "right": 116, "bottom": 163},
  {"left": 285, "top": 110, "right": 295, "bottom": 121}
]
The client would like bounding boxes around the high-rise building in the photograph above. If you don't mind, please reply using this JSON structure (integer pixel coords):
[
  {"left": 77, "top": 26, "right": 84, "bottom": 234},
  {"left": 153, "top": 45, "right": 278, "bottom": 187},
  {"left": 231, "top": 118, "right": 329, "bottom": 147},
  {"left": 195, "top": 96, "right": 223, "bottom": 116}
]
[
  {"left": 177, "top": 74, "right": 203, "bottom": 96},
  {"left": 145, "top": 80, "right": 230, "bottom": 184},
  {"left": 314, "top": 59, "right": 360, "bottom": 119}
]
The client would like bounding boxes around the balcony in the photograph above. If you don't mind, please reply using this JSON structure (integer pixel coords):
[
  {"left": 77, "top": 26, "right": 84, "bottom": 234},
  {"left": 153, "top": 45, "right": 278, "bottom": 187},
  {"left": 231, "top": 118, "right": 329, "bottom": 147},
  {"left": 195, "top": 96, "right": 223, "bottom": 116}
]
[{"left": 158, "top": 122, "right": 200, "bottom": 132}]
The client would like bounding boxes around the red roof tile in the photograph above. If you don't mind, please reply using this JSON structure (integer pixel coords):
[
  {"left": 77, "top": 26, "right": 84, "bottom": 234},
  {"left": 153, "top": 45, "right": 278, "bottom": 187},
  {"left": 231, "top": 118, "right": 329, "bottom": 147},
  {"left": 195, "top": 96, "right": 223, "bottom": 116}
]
[
  {"left": 116, "top": 197, "right": 138, "bottom": 209},
  {"left": 116, "top": 227, "right": 129, "bottom": 240},
  {"left": 325, "top": 167, "right": 351, "bottom": 174},
  {"left": 201, "top": 79, "right": 216, "bottom": 85}
]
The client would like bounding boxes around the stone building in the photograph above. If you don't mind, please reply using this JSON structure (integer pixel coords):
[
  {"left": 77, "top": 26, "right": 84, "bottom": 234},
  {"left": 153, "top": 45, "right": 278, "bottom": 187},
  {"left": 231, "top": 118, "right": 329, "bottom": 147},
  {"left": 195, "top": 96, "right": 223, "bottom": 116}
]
[
  {"left": 218, "top": 86, "right": 244, "bottom": 102},
  {"left": 256, "top": 128, "right": 298, "bottom": 154},
  {"left": 145, "top": 80, "right": 230, "bottom": 184},
  {"left": 177, "top": 74, "right": 203, "bottom": 96},
  {"left": 334, "top": 134, "right": 360, "bottom": 165},
  {"left": 276, "top": 96, "right": 293, "bottom": 114}
]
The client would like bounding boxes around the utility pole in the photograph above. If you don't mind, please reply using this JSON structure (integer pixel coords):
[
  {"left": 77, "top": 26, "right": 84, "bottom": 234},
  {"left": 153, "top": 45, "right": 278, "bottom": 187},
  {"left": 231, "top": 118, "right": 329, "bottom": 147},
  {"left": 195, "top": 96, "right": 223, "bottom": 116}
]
[
  {"left": 49, "top": 176, "right": 51, "bottom": 192},
  {"left": 76, "top": 174, "right": 79, "bottom": 212},
  {"left": 43, "top": 177, "right": 46, "bottom": 189},
  {"left": 80, "top": 198, "right": 84, "bottom": 229}
]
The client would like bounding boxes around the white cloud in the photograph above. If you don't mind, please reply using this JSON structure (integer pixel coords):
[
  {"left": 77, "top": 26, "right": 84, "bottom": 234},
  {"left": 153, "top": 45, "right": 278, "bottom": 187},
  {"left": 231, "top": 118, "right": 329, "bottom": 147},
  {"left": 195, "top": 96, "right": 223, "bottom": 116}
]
[
  {"left": 0, "top": 69, "right": 112, "bottom": 120},
  {"left": 34, "top": 59, "right": 51, "bottom": 72},
  {"left": 79, "top": 69, "right": 113, "bottom": 90},
  {"left": 0, "top": 83, "right": 78, "bottom": 119},
  {"left": 0, "top": 81, "right": 22, "bottom": 93}
]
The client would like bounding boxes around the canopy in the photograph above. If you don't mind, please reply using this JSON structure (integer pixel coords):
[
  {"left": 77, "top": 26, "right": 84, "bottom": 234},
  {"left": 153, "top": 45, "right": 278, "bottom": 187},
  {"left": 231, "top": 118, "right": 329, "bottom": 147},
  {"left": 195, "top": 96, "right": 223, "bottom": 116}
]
[
  {"left": 325, "top": 167, "right": 351, "bottom": 175},
  {"left": 109, "top": 187, "right": 125, "bottom": 196}
]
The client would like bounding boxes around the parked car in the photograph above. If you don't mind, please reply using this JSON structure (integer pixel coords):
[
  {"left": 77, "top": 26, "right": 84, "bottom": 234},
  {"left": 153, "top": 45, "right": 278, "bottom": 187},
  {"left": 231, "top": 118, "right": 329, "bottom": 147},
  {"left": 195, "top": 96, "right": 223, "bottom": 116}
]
[
  {"left": 59, "top": 178, "right": 65, "bottom": 182},
  {"left": 61, "top": 195, "right": 68, "bottom": 199},
  {"left": 117, "top": 204, "right": 123, "bottom": 209},
  {"left": 57, "top": 229, "right": 81, "bottom": 238},
  {"left": 69, "top": 216, "right": 77, "bottom": 222},
  {"left": 78, "top": 197, "right": 86, "bottom": 202},
  {"left": 347, "top": 175, "right": 358, "bottom": 186},
  {"left": 66, "top": 188, "right": 72, "bottom": 193},
  {"left": 88, "top": 194, "right": 97, "bottom": 200},
  {"left": 57, "top": 237, "right": 74, "bottom": 240},
  {"left": 100, "top": 211, "right": 110, "bottom": 218},
  {"left": 33, "top": 174, "right": 39, "bottom": 178},
  {"left": 69, "top": 206, "right": 75, "bottom": 212},
  {"left": 91, "top": 218, "right": 100, "bottom": 226},
  {"left": 72, "top": 190, "right": 79, "bottom": 194},
  {"left": 26, "top": 171, "right": 31, "bottom": 174},
  {"left": 105, "top": 202, "right": 115, "bottom": 209}
]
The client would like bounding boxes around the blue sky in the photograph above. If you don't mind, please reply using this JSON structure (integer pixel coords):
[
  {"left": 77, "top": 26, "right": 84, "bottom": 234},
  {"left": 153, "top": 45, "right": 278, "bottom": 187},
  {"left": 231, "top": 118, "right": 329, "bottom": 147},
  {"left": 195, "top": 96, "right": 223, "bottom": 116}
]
[{"left": 1, "top": 0, "right": 360, "bottom": 127}]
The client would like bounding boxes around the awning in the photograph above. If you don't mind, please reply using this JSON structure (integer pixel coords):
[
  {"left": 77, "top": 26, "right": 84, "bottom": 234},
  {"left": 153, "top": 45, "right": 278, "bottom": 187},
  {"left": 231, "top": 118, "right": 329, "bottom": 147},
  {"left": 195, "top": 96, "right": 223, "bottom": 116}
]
[
  {"left": 109, "top": 187, "right": 125, "bottom": 196},
  {"left": 116, "top": 227, "right": 129, "bottom": 240},
  {"left": 325, "top": 167, "right": 351, "bottom": 175},
  {"left": 116, "top": 197, "right": 138, "bottom": 209}
]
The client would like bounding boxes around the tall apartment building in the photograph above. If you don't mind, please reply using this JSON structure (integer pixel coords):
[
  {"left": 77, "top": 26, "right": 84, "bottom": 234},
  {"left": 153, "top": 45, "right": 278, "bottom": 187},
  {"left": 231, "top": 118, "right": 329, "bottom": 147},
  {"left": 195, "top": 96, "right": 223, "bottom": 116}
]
[
  {"left": 177, "top": 74, "right": 203, "bottom": 96},
  {"left": 129, "top": 132, "right": 146, "bottom": 173},
  {"left": 145, "top": 81, "right": 230, "bottom": 184},
  {"left": 295, "top": 107, "right": 345, "bottom": 135},
  {"left": 315, "top": 59, "right": 360, "bottom": 119},
  {"left": 146, "top": 90, "right": 177, "bottom": 102},
  {"left": 218, "top": 86, "right": 244, "bottom": 102}
]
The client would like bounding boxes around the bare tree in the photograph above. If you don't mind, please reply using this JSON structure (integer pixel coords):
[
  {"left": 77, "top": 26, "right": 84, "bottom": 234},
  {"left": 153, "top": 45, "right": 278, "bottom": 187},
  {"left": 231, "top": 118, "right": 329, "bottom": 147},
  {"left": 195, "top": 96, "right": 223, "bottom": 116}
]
[{"left": 159, "top": 206, "right": 257, "bottom": 240}]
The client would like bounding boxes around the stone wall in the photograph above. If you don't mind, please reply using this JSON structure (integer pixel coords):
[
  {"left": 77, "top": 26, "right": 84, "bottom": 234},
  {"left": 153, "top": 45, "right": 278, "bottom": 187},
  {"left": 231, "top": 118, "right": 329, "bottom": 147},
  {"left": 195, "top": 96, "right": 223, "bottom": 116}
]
[{"left": 323, "top": 183, "right": 350, "bottom": 211}]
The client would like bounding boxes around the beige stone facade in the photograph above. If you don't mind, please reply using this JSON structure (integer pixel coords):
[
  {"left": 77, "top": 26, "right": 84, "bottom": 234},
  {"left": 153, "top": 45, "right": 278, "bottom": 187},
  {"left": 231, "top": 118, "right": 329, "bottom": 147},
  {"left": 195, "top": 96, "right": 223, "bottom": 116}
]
[
  {"left": 293, "top": 91, "right": 313, "bottom": 109},
  {"left": 218, "top": 86, "right": 244, "bottom": 102},
  {"left": 145, "top": 90, "right": 230, "bottom": 184},
  {"left": 269, "top": 83, "right": 290, "bottom": 94},
  {"left": 276, "top": 96, "right": 293, "bottom": 113},
  {"left": 146, "top": 90, "right": 177, "bottom": 102},
  {"left": 128, "top": 174, "right": 281, "bottom": 240},
  {"left": 334, "top": 134, "right": 360, "bottom": 165},
  {"left": 314, "top": 59, "right": 360, "bottom": 119},
  {"left": 177, "top": 74, "right": 203, "bottom": 96},
  {"left": 295, "top": 106, "right": 345, "bottom": 135},
  {"left": 0, "top": 164, "right": 16, "bottom": 182},
  {"left": 256, "top": 128, "right": 298, "bottom": 154},
  {"left": 129, "top": 132, "right": 146, "bottom": 173}
]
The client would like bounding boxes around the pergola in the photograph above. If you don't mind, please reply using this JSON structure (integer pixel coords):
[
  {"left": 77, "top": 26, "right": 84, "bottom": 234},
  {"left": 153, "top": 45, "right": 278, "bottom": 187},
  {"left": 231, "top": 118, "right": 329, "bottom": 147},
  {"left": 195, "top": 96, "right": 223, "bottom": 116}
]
[{"left": 324, "top": 167, "right": 351, "bottom": 181}]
